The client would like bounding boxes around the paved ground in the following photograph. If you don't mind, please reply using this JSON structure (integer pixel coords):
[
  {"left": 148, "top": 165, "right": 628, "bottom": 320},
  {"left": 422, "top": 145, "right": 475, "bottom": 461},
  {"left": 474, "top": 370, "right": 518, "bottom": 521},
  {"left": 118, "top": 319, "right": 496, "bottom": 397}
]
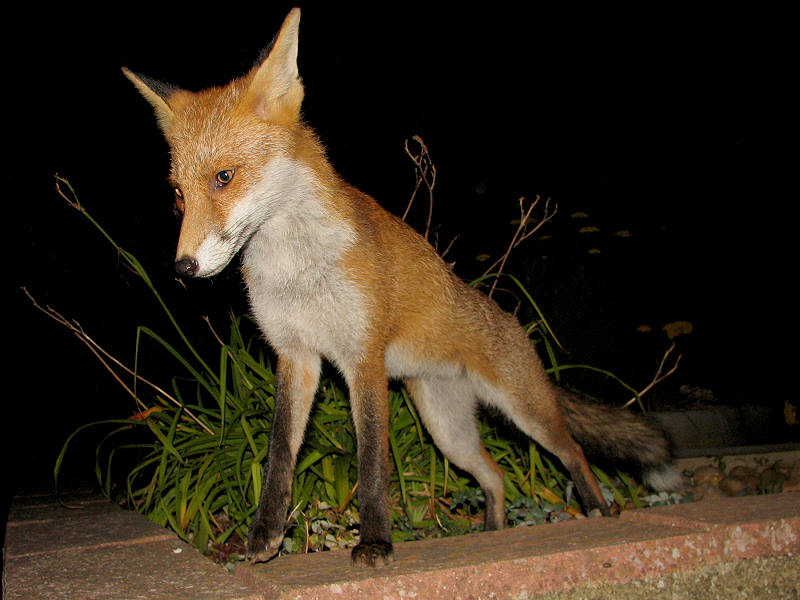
[{"left": 4, "top": 483, "right": 798, "bottom": 600}]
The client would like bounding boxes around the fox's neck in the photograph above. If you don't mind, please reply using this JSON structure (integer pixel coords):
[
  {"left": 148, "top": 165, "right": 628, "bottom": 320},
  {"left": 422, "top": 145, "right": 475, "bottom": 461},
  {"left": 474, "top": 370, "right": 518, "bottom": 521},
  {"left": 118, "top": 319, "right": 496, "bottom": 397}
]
[
  {"left": 288, "top": 124, "right": 339, "bottom": 189},
  {"left": 240, "top": 137, "right": 366, "bottom": 362},
  {"left": 241, "top": 145, "right": 355, "bottom": 295}
]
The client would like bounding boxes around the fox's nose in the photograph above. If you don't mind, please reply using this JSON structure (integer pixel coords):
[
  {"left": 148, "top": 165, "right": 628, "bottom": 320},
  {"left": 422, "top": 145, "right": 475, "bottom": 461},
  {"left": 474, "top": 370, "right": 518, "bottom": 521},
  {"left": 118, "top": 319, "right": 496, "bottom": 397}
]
[{"left": 175, "top": 256, "right": 199, "bottom": 278}]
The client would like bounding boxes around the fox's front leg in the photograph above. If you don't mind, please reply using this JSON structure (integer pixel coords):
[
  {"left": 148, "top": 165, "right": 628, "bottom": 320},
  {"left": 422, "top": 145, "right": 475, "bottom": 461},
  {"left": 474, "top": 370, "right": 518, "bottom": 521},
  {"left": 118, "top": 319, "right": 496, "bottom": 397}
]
[
  {"left": 348, "top": 363, "right": 394, "bottom": 567},
  {"left": 247, "top": 353, "right": 320, "bottom": 563}
]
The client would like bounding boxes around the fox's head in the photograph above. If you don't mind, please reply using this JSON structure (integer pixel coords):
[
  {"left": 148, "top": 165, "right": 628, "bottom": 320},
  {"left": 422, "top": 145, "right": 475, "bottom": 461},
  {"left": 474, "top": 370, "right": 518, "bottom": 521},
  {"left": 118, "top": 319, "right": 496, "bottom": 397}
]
[{"left": 123, "top": 8, "right": 305, "bottom": 278}]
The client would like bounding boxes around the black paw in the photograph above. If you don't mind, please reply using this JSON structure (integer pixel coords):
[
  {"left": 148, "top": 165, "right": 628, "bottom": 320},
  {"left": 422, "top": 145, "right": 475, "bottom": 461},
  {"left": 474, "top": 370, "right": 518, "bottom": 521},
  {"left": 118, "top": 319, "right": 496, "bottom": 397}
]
[
  {"left": 351, "top": 540, "right": 394, "bottom": 567},
  {"left": 246, "top": 544, "right": 279, "bottom": 564},
  {"left": 246, "top": 526, "right": 281, "bottom": 564}
]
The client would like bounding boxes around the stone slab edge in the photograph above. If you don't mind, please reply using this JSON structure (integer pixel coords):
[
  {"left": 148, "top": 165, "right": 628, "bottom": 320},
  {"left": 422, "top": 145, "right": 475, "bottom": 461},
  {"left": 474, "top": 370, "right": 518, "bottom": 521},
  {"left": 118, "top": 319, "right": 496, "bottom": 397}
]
[{"left": 234, "top": 494, "right": 800, "bottom": 600}]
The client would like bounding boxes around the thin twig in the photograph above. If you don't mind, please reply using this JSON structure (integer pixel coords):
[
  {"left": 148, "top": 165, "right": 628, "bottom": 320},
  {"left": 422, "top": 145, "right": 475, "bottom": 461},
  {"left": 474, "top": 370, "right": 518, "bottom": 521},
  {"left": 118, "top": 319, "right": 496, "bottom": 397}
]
[
  {"left": 438, "top": 234, "right": 459, "bottom": 260},
  {"left": 482, "top": 195, "right": 557, "bottom": 298},
  {"left": 203, "top": 315, "right": 226, "bottom": 347},
  {"left": 403, "top": 135, "right": 437, "bottom": 241},
  {"left": 623, "top": 342, "right": 682, "bottom": 408},
  {"left": 338, "top": 480, "right": 359, "bottom": 513},
  {"left": 23, "top": 287, "right": 215, "bottom": 435}
]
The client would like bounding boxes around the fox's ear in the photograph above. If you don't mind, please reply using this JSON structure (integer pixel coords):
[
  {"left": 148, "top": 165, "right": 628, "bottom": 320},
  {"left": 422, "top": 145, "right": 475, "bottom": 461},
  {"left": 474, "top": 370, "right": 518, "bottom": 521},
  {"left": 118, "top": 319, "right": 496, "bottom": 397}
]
[
  {"left": 122, "top": 67, "right": 194, "bottom": 134},
  {"left": 245, "top": 7, "right": 304, "bottom": 122}
]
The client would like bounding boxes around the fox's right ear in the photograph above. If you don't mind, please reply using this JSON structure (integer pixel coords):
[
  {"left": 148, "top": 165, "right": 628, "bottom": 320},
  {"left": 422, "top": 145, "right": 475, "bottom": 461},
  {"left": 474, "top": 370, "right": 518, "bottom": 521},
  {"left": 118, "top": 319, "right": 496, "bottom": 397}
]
[{"left": 121, "top": 67, "right": 193, "bottom": 134}]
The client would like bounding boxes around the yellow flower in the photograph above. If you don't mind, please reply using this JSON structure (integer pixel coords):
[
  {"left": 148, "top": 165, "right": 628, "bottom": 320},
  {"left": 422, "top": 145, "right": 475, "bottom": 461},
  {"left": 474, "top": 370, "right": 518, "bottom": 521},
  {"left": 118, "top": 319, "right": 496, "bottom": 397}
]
[
  {"left": 663, "top": 321, "right": 693, "bottom": 339},
  {"left": 614, "top": 230, "right": 632, "bottom": 238},
  {"left": 571, "top": 211, "right": 589, "bottom": 219},
  {"left": 579, "top": 226, "right": 600, "bottom": 233},
  {"left": 636, "top": 325, "right": 653, "bottom": 333},
  {"left": 785, "top": 401, "right": 798, "bottom": 426}
]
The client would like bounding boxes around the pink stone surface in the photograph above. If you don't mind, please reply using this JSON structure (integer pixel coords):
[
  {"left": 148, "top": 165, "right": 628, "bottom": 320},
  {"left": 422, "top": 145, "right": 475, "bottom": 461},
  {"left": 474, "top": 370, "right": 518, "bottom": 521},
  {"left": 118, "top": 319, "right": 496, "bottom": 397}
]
[
  {"left": 5, "top": 489, "right": 798, "bottom": 599},
  {"left": 235, "top": 493, "right": 800, "bottom": 599}
]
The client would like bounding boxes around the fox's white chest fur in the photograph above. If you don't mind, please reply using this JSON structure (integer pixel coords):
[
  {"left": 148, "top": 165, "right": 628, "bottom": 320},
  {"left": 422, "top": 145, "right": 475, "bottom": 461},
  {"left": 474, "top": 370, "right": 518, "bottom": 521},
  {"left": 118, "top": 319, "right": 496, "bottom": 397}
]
[{"left": 242, "top": 158, "right": 367, "bottom": 370}]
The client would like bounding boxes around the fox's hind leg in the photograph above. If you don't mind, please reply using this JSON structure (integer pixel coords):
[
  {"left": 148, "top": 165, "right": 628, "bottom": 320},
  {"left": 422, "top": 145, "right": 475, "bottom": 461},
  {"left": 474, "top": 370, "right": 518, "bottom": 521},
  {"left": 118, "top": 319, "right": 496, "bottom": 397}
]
[
  {"left": 475, "top": 373, "right": 610, "bottom": 518},
  {"left": 405, "top": 375, "right": 506, "bottom": 530}
]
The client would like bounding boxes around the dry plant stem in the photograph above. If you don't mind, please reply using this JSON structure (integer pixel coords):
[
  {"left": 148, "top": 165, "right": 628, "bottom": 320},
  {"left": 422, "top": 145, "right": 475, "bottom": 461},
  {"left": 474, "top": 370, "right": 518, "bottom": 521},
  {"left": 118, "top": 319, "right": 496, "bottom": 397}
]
[
  {"left": 23, "top": 287, "right": 214, "bottom": 435},
  {"left": 403, "top": 135, "right": 437, "bottom": 241},
  {"left": 203, "top": 315, "right": 226, "bottom": 347},
  {"left": 438, "top": 233, "right": 459, "bottom": 260},
  {"left": 202, "top": 315, "right": 257, "bottom": 393},
  {"left": 338, "top": 481, "right": 359, "bottom": 512},
  {"left": 482, "top": 195, "right": 557, "bottom": 299},
  {"left": 624, "top": 341, "right": 682, "bottom": 408}
]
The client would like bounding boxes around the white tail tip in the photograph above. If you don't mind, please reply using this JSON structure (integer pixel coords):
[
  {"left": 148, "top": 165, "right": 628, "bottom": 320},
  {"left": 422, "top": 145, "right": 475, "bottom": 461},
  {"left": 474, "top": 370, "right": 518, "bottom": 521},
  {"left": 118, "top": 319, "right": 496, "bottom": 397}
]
[{"left": 643, "top": 464, "right": 683, "bottom": 492}]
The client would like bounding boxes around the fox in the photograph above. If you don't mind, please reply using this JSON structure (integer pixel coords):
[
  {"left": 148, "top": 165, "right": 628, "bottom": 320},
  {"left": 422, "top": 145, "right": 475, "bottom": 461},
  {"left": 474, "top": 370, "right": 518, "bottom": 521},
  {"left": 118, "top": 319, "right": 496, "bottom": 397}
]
[{"left": 123, "top": 8, "right": 680, "bottom": 567}]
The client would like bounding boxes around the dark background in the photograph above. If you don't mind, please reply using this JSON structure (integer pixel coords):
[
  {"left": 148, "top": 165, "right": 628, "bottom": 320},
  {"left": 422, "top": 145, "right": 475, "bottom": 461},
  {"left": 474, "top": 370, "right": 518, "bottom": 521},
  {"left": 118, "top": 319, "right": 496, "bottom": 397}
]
[{"left": 6, "top": 3, "right": 791, "bottom": 506}]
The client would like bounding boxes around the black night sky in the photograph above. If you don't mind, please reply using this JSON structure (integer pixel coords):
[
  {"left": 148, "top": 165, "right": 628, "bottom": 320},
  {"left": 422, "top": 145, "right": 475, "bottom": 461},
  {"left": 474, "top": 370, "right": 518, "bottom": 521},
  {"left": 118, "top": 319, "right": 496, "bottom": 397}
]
[{"left": 6, "top": 4, "right": 792, "bottom": 503}]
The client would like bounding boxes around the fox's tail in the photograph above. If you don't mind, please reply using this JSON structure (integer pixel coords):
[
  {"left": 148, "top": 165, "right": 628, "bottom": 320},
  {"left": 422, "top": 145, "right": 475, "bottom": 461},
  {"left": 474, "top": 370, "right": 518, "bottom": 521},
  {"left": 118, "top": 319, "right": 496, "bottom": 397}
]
[{"left": 558, "top": 390, "right": 682, "bottom": 492}]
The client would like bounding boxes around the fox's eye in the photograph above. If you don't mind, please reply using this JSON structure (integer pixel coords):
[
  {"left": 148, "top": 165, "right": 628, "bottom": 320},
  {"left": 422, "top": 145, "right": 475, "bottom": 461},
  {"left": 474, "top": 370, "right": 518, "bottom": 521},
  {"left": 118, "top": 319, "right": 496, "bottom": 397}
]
[
  {"left": 215, "top": 169, "right": 235, "bottom": 187},
  {"left": 173, "top": 187, "right": 185, "bottom": 214}
]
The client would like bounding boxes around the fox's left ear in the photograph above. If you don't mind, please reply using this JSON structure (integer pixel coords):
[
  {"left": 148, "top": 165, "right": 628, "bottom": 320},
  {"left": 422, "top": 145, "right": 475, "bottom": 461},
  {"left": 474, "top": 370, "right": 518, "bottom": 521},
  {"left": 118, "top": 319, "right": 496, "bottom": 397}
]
[
  {"left": 245, "top": 7, "right": 304, "bottom": 122},
  {"left": 122, "top": 68, "right": 194, "bottom": 134}
]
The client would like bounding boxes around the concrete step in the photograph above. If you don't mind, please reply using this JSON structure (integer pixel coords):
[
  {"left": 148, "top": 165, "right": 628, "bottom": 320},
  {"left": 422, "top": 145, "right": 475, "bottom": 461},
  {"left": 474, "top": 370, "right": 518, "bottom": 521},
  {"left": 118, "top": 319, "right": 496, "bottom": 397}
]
[{"left": 4, "top": 486, "right": 799, "bottom": 599}]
